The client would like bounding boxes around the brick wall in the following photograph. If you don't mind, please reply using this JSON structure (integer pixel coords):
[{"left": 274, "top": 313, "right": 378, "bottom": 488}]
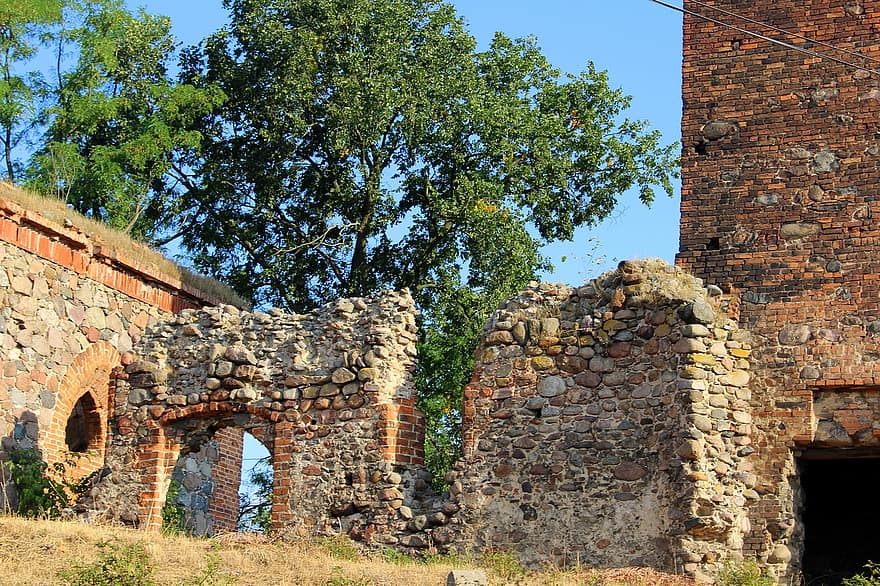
[
  {"left": 677, "top": 0, "right": 880, "bottom": 576},
  {"left": 208, "top": 427, "right": 244, "bottom": 533}
]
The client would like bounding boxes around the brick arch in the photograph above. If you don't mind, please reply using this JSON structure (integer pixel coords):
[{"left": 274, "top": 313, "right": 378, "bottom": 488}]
[
  {"left": 43, "top": 341, "right": 120, "bottom": 479},
  {"left": 137, "top": 402, "right": 297, "bottom": 532}
]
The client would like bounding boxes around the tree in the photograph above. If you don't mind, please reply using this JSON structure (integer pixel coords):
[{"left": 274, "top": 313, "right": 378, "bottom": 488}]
[
  {"left": 175, "top": 0, "right": 678, "bottom": 483},
  {"left": 0, "top": 0, "right": 63, "bottom": 181},
  {"left": 2, "top": 1, "right": 225, "bottom": 241}
]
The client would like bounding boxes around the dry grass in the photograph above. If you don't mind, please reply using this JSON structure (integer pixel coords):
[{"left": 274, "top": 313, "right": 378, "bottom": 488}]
[
  {"left": 0, "top": 182, "right": 247, "bottom": 308},
  {"left": 0, "top": 516, "right": 696, "bottom": 586}
]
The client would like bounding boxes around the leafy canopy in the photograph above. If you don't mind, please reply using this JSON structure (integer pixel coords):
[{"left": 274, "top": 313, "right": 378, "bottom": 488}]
[{"left": 173, "top": 0, "right": 677, "bottom": 482}]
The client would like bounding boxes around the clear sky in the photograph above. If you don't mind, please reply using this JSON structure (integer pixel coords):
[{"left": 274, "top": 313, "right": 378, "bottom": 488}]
[
  {"left": 129, "top": 0, "right": 685, "bottom": 286},
  {"left": 126, "top": 0, "right": 686, "bottom": 488}
]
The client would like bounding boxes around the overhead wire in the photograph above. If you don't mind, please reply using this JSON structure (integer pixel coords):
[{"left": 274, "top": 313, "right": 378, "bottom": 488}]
[{"left": 646, "top": 0, "right": 880, "bottom": 77}]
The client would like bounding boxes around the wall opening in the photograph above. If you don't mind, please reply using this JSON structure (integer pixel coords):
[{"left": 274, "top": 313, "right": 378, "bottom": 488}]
[
  {"left": 799, "top": 452, "right": 880, "bottom": 583},
  {"left": 238, "top": 431, "right": 273, "bottom": 533},
  {"left": 64, "top": 393, "right": 101, "bottom": 453}
]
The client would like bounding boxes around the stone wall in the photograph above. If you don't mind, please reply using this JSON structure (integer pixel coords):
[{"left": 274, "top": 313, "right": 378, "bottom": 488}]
[
  {"left": 90, "top": 291, "right": 433, "bottom": 544},
  {"left": 446, "top": 260, "right": 756, "bottom": 579},
  {"left": 0, "top": 192, "right": 222, "bottom": 496},
  {"left": 678, "top": 0, "right": 880, "bottom": 578}
]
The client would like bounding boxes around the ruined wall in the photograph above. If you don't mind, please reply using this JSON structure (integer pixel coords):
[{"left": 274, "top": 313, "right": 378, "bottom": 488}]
[
  {"left": 678, "top": 0, "right": 880, "bottom": 577},
  {"left": 0, "top": 191, "right": 223, "bottom": 495},
  {"left": 447, "top": 261, "right": 757, "bottom": 579},
  {"left": 91, "top": 292, "right": 437, "bottom": 545}
]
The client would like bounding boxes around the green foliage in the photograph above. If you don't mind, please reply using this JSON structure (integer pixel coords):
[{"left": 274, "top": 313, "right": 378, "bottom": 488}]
[
  {"left": 237, "top": 455, "right": 272, "bottom": 533},
  {"left": 60, "top": 541, "right": 155, "bottom": 586},
  {"left": 715, "top": 559, "right": 775, "bottom": 586},
  {"left": 480, "top": 549, "right": 528, "bottom": 582},
  {"left": 0, "top": 0, "right": 64, "bottom": 180},
  {"left": 5, "top": 447, "right": 89, "bottom": 518},
  {"left": 324, "top": 567, "right": 375, "bottom": 586},
  {"left": 161, "top": 477, "right": 184, "bottom": 535},
  {"left": 843, "top": 562, "right": 880, "bottom": 586},
  {"left": 23, "top": 0, "right": 224, "bottom": 241},
  {"left": 315, "top": 535, "right": 361, "bottom": 562},
  {"left": 176, "top": 0, "right": 678, "bottom": 486}
]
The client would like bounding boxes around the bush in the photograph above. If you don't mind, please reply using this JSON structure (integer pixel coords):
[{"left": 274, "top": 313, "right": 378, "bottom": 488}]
[
  {"left": 843, "top": 562, "right": 880, "bottom": 586},
  {"left": 60, "top": 541, "right": 155, "bottom": 586},
  {"left": 4, "top": 448, "right": 90, "bottom": 518},
  {"left": 715, "top": 559, "right": 775, "bottom": 586}
]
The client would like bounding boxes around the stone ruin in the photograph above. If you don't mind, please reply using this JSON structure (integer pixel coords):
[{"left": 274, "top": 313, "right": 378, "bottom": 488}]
[
  {"left": 0, "top": 194, "right": 758, "bottom": 579},
  {"left": 3, "top": 1, "right": 880, "bottom": 582}
]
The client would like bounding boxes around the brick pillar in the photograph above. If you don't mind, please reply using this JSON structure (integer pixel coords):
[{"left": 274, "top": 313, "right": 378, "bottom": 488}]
[{"left": 208, "top": 427, "right": 244, "bottom": 532}]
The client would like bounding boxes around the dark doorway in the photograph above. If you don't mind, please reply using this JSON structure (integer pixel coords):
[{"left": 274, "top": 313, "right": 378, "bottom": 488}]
[
  {"left": 65, "top": 393, "right": 100, "bottom": 452},
  {"left": 800, "top": 455, "right": 880, "bottom": 584}
]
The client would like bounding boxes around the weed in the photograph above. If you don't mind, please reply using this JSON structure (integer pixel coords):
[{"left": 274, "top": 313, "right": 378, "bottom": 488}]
[
  {"left": 161, "top": 477, "right": 185, "bottom": 535},
  {"left": 315, "top": 535, "right": 361, "bottom": 561},
  {"left": 59, "top": 541, "right": 155, "bottom": 586},
  {"left": 481, "top": 549, "right": 528, "bottom": 582},
  {"left": 324, "top": 566, "right": 375, "bottom": 585},
  {"left": 843, "top": 562, "right": 880, "bottom": 586},
  {"left": 5, "top": 448, "right": 92, "bottom": 518},
  {"left": 181, "top": 543, "right": 236, "bottom": 586},
  {"left": 715, "top": 558, "right": 774, "bottom": 586}
]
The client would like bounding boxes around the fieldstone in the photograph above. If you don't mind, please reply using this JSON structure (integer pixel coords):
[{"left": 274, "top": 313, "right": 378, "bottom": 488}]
[
  {"left": 812, "top": 149, "right": 839, "bottom": 173},
  {"left": 778, "top": 324, "right": 811, "bottom": 345},
  {"left": 719, "top": 370, "right": 750, "bottom": 387},
  {"left": 613, "top": 462, "right": 647, "bottom": 481},
  {"left": 677, "top": 439, "right": 704, "bottom": 461},
  {"left": 768, "top": 544, "right": 792, "bottom": 564},
  {"left": 332, "top": 368, "right": 356, "bottom": 383},
  {"left": 815, "top": 420, "right": 852, "bottom": 446},
  {"left": 223, "top": 344, "right": 257, "bottom": 364},
  {"left": 575, "top": 371, "right": 601, "bottom": 388},
  {"left": 679, "top": 301, "right": 715, "bottom": 325},
  {"left": 531, "top": 356, "right": 555, "bottom": 370},
  {"left": 538, "top": 375, "right": 566, "bottom": 397},
  {"left": 511, "top": 322, "right": 527, "bottom": 344},
  {"left": 701, "top": 120, "right": 738, "bottom": 140},
  {"left": 780, "top": 222, "right": 821, "bottom": 240}
]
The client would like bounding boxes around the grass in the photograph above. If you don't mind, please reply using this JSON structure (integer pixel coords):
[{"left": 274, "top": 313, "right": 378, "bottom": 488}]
[
  {"left": 0, "top": 516, "right": 696, "bottom": 585},
  {"left": 0, "top": 182, "right": 247, "bottom": 309}
]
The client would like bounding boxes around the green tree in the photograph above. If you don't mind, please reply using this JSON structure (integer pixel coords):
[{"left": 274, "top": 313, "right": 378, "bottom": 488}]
[
  {"left": 176, "top": 0, "right": 678, "bottom": 484},
  {"left": 0, "top": 0, "right": 63, "bottom": 181},
  {"left": 0, "top": 0, "right": 224, "bottom": 241},
  {"left": 237, "top": 455, "right": 272, "bottom": 533},
  {"left": 23, "top": 0, "right": 224, "bottom": 241}
]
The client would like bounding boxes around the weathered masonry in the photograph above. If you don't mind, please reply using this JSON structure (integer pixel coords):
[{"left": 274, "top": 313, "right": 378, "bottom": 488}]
[
  {"left": 678, "top": 0, "right": 880, "bottom": 581},
  {"left": 0, "top": 185, "right": 229, "bottom": 506}
]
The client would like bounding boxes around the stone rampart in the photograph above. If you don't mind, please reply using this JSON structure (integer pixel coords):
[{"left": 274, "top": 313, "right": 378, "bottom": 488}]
[
  {"left": 89, "top": 292, "right": 432, "bottom": 543},
  {"left": 446, "top": 261, "right": 756, "bottom": 579},
  {"left": 679, "top": 0, "right": 880, "bottom": 578}
]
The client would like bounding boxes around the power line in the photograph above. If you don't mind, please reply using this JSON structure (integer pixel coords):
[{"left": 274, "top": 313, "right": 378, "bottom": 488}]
[
  {"left": 647, "top": 0, "right": 880, "bottom": 77},
  {"left": 688, "top": 0, "right": 880, "bottom": 66}
]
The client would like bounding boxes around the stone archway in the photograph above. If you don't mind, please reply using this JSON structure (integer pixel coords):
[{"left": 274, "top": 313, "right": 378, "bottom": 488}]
[
  {"left": 43, "top": 341, "right": 119, "bottom": 479},
  {"left": 136, "top": 403, "right": 291, "bottom": 533}
]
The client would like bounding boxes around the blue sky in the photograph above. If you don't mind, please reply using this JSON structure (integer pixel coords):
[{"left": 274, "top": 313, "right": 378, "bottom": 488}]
[
  {"left": 130, "top": 0, "right": 685, "bottom": 286},
  {"left": 127, "top": 0, "right": 685, "bottom": 490}
]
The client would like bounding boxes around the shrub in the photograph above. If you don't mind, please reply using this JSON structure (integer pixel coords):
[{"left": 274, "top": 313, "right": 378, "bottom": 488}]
[
  {"left": 60, "top": 541, "right": 155, "bottom": 586},
  {"left": 4, "top": 448, "right": 91, "bottom": 518},
  {"left": 715, "top": 559, "right": 775, "bottom": 586},
  {"left": 843, "top": 562, "right": 880, "bottom": 586}
]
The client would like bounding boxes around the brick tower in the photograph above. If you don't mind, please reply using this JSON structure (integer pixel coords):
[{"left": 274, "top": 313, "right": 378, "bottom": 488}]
[{"left": 678, "top": 0, "right": 880, "bottom": 579}]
